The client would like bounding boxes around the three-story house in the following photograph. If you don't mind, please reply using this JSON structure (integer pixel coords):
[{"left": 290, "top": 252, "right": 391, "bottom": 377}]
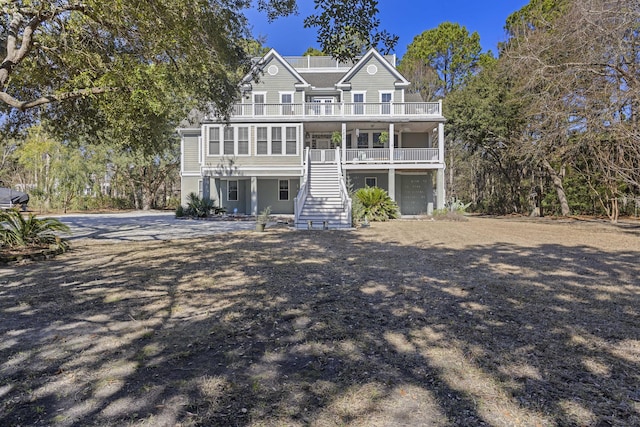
[{"left": 179, "top": 48, "right": 446, "bottom": 228}]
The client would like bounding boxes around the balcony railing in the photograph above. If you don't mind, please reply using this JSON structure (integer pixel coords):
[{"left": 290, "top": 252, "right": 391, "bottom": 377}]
[
  {"left": 344, "top": 148, "right": 440, "bottom": 164},
  {"left": 225, "top": 101, "right": 442, "bottom": 119}
]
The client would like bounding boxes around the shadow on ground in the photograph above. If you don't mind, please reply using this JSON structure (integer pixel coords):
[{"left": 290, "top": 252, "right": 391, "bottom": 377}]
[{"left": 0, "top": 222, "right": 639, "bottom": 426}]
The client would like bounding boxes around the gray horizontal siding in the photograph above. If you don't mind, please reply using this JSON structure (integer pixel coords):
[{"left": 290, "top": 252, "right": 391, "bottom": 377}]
[{"left": 182, "top": 133, "right": 201, "bottom": 173}]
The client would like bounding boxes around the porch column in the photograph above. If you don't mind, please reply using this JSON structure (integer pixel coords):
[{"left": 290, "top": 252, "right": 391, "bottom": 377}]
[
  {"left": 388, "top": 168, "right": 396, "bottom": 201},
  {"left": 436, "top": 168, "right": 445, "bottom": 210},
  {"left": 389, "top": 123, "right": 394, "bottom": 164},
  {"left": 250, "top": 176, "right": 258, "bottom": 216},
  {"left": 202, "top": 176, "right": 211, "bottom": 201},
  {"left": 215, "top": 179, "right": 222, "bottom": 208},
  {"left": 438, "top": 122, "right": 445, "bottom": 163},
  {"left": 341, "top": 122, "right": 346, "bottom": 165}
]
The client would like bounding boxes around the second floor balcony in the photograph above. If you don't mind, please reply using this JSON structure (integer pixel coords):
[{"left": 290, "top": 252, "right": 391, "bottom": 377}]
[{"left": 216, "top": 101, "right": 443, "bottom": 121}]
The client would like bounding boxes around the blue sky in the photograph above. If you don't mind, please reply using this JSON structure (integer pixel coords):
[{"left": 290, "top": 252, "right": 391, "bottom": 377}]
[{"left": 246, "top": 1, "right": 530, "bottom": 58}]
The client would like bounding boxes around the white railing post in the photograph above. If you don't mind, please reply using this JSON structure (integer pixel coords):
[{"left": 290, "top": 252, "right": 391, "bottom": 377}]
[
  {"left": 336, "top": 148, "right": 352, "bottom": 227},
  {"left": 294, "top": 147, "right": 311, "bottom": 226}
]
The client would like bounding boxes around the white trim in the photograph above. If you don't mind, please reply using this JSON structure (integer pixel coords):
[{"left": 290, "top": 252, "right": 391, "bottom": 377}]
[
  {"left": 353, "top": 91, "right": 366, "bottom": 115},
  {"left": 180, "top": 137, "right": 185, "bottom": 174},
  {"left": 227, "top": 179, "right": 239, "bottom": 201},
  {"left": 379, "top": 91, "right": 393, "bottom": 115},
  {"left": 241, "top": 49, "right": 310, "bottom": 88},
  {"left": 379, "top": 90, "right": 394, "bottom": 100},
  {"left": 253, "top": 92, "right": 267, "bottom": 116},
  {"left": 278, "top": 179, "right": 290, "bottom": 201},
  {"left": 237, "top": 126, "right": 250, "bottom": 156},
  {"left": 207, "top": 126, "right": 221, "bottom": 156},
  {"left": 255, "top": 125, "right": 299, "bottom": 156},
  {"left": 279, "top": 91, "right": 295, "bottom": 115},
  {"left": 207, "top": 125, "right": 251, "bottom": 157},
  {"left": 267, "top": 64, "right": 279, "bottom": 76},
  {"left": 336, "top": 48, "right": 411, "bottom": 88},
  {"left": 352, "top": 91, "right": 366, "bottom": 103}
]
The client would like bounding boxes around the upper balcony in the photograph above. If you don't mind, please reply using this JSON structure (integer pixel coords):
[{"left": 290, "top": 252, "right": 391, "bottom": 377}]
[
  {"left": 280, "top": 54, "right": 397, "bottom": 70},
  {"left": 216, "top": 101, "right": 443, "bottom": 122}
]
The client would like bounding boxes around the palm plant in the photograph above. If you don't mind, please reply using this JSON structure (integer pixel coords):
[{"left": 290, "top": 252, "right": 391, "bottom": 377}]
[
  {"left": 354, "top": 186, "right": 399, "bottom": 221},
  {"left": 185, "top": 193, "right": 214, "bottom": 217},
  {"left": 0, "top": 209, "right": 70, "bottom": 250}
]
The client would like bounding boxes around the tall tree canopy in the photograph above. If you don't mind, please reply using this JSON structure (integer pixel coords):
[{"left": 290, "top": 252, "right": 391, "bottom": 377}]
[
  {"left": 1, "top": 0, "right": 396, "bottom": 119},
  {"left": 303, "top": 0, "right": 397, "bottom": 60},
  {"left": 401, "top": 22, "right": 482, "bottom": 97},
  {"left": 503, "top": 0, "right": 640, "bottom": 220}
]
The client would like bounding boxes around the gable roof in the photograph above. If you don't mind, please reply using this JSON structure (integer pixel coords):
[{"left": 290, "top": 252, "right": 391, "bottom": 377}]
[
  {"left": 241, "top": 49, "right": 310, "bottom": 88},
  {"left": 336, "top": 48, "right": 410, "bottom": 90},
  {"left": 300, "top": 72, "right": 345, "bottom": 90}
]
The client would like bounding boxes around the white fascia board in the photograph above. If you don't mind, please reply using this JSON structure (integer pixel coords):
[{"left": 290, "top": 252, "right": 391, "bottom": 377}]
[
  {"left": 177, "top": 127, "right": 201, "bottom": 136},
  {"left": 337, "top": 48, "right": 409, "bottom": 87},
  {"left": 241, "top": 48, "right": 310, "bottom": 87}
]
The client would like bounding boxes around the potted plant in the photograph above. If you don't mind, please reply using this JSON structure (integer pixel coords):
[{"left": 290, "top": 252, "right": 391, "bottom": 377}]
[
  {"left": 256, "top": 206, "right": 271, "bottom": 232},
  {"left": 378, "top": 131, "right": 389, "bottom": 147},
  {"left": 331, "top": 131, "right": 342, "bottom": 147}
]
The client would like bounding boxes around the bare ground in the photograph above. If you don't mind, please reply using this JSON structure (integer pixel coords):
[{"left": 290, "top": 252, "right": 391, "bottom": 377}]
[{"left": 1, "top": 217, "right": 639, "bottom": 426}]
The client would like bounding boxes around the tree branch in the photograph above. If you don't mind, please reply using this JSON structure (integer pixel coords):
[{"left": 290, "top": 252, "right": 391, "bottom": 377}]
[{"left": 0, "top": 86, "right": 122, "bottom": 111}]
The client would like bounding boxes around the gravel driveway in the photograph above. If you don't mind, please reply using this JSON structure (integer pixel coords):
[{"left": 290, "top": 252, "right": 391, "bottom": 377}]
[{"left": 53, "top": 211, "right": 259, "bottom": 241}]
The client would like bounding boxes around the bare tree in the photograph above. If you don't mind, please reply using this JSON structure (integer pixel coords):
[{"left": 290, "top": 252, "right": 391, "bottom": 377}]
[{"left": 504, "top": 0, "right": 640, "bottom": 220}]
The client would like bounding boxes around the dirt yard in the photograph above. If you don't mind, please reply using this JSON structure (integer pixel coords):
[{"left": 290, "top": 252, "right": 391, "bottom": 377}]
[{"left": 1, "top": 217, "right": 639, "bottom": 426}]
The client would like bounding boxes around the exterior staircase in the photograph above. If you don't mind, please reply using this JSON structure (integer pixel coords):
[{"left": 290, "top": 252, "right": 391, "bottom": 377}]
[{"left": 295, "top": 159, "right": 351, "bottom": 230}]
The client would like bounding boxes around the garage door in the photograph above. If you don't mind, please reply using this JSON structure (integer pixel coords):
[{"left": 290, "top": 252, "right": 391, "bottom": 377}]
[{"left": 400, "top": 175, "right": 429, "bottom": 215}]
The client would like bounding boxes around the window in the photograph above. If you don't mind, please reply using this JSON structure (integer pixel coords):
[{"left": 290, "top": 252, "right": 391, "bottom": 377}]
[
  {"left": 353, "top": 92, "right": 365, "bottom": 115},
  {"left": 272, "top": 127, "right": 282, "bottom": 155},
  {"left": 281, "top": 93, "right": 293, "bottom": 115},
  {"left": 254, "top": 93, "right": 265, "bottom": 116},
  {"left": 357, "top": 133, "right": 368, "bottom": 149},
  {"left": 373, "top": 132, "right": 384, "bottom": 148},
  {"left": 223, "top": 127, "right": 234, "bottom": 155},
  {"left": 227, "top": 180, "right": 238, "bottom": 201},
  {"left": 279, "top": 179, "right": 289, "bottom": 201},
  {"left": 285, "top": 127, "right": 297, "bottom": 155},
  {"left": 346, "top": 134, "right": 353, "bottom": 149},
  {"left": 208, "top": 127, "right": 220, "bottom": 155},
  {"left": 237, "top": 127, "right": 249, "bottom": 155},
  {"left": 257, "top": 127, "right": 268, "bottom": 155},
  {"left": 381, "top": 92, "right": 392, "bottom": 114},
  {"left": 365, "top": 177, "right": 377, "bottom": 187}
]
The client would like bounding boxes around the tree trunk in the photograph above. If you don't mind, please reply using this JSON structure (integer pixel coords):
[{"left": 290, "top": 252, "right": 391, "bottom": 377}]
[{"left": 542, "top": 159, "right": 570, "bottom": 216}]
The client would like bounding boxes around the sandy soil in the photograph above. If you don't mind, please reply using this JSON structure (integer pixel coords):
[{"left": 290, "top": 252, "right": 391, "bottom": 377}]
[{"left": 1, "top": 217, "right": 639, "bottom": 426}]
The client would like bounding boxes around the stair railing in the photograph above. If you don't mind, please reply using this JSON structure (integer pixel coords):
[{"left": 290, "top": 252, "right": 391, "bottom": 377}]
[
  {"left": 335, "top": 147, "right": 352, "bottom": 227},
  {"left": 294, "top": 147, "right": 311, "bottom": 226}
]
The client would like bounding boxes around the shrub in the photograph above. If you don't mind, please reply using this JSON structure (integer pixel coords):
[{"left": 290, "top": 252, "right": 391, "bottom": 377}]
[
  {"left": 432, "top": 208, "right": 468, "bottom": 222},
  {"left": 185, "top": 193, "right": 213, "bottom": 218},
  {"left": 354, "top": 187, "right": 399, "bottom": 222},
  {"left": 351, "top": 194, "right": 366, "bottom": 227},
  {"left": 0, "top": 209, "right": 70, "bottom": 250},
  {"left": 446, "top": 198, "right": 472, "bottom": 214}
]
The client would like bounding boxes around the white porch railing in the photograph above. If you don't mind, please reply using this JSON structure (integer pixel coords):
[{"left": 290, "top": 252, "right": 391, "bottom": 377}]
[
  {"left": 226, "top": 101, "right": 442, "bottom": 119},
  {"left": 294, "top": 147, "right": 310, "bottom": 223},
  {"left": 309, "top": 149, "right": 336, "bottom": 163},
  {"left": 335, "top": 148, "right": 352, "bottom": 227},
  {"left": 344, "top": 148, "right": 439, "bottom": 164}
]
